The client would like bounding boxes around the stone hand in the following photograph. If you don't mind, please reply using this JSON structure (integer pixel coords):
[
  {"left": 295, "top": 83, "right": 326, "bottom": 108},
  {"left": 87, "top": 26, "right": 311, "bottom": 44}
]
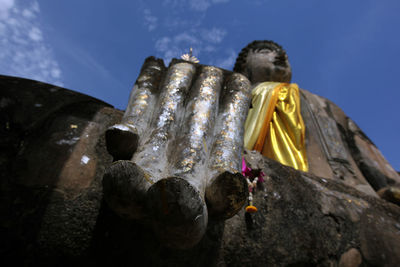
[{"left": 103, "top": 57, "right": 251, "bottom": 249}]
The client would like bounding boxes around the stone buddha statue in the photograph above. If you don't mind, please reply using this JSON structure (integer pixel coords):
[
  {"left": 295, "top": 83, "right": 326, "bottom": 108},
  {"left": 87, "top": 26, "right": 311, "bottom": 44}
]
[
  {"left": 102, "top": 40, "right": 400, "bottom": 249},
  {"left": 4, "top": 41, "right": 400, "bottom": 265},
  {"left": 235, "top": 40, "right": 400, "bottom": 198}
]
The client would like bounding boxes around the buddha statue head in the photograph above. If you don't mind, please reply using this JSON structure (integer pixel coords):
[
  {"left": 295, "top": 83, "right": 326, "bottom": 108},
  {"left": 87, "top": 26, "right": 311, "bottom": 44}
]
[{"left": 234, "top": 40, "right": 292, "bottom": 84}]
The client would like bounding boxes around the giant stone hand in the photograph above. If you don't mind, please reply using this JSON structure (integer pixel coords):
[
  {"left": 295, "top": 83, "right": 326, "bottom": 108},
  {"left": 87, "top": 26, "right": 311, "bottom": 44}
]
[{"left": 103, "top": 57, "right": 251, "bottom": 249}]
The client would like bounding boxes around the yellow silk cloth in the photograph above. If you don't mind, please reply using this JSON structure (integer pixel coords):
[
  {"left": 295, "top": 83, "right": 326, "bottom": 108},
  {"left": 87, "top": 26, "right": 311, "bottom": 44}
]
[{"left": 244, "top": 82, "right": 308, "bottom": 171}]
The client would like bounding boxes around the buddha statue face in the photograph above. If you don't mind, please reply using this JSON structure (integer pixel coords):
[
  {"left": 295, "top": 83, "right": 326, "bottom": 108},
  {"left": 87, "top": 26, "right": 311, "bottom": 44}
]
[{"left": 234, "top": 40, "right": 292, "bottom": 84}]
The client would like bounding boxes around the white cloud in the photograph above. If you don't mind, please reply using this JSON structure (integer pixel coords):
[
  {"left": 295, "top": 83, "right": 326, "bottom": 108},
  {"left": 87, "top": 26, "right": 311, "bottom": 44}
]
[
  {"left": 174, "top": 32, "right": 199, "bottom": 44},
  {"left": 22, "top": 8, "right": 35, "bottom": 19},
  {"left": 28, "top": 26, "right": 42, "bottom": 41},
  {"left": 212, "top": 0, "right": 229, "bottom": 3},
  {"left": 162, "top": 0, "right": 230, "bottom": 12},
  {"left": 214, "top": 49, "right": 237, "bottom": 70},
  {"left": 155, "top": 35, "right": 183, "bottom": 64},
  {"left": 190, "top": 0, "right": 230, "bottom": 11},
  {"left": 143, "top": 8, "right": 158, "bottom": 31},
  {"left": 143, "top": 1, "right": 231, "bottom": 66},
  {"left": 155, "top": 37, "right": 171, "bottom": 52},
  {"left": 201, "top": 27, "right": 226, "bottom": 44},
  {"left": 0, "top": 0, "right": 15, "bottom": 19},
  {"left": 0, "top": 0, "right": 63, "bottom": 86},
  {"left": 155, "top": 27, "right": 227, "bottom": 65},
  {"left": 189, "top": 0, "right": 210, "bottom": 11},
  {"left": 155, "top": 28, "right": 226, "bottom": 64}
]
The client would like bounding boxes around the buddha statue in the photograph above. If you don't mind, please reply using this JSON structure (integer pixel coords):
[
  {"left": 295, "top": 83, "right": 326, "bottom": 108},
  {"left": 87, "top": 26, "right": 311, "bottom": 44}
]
[
  {"left": 235, "top": 40, "right": 400, "bottom": 198},
  {"left": 102, "top": 40, "right": 400, "bottom": 249}
]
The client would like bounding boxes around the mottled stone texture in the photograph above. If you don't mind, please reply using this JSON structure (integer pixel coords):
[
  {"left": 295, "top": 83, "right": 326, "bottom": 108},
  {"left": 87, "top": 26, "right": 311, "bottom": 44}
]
[
  {"left": 0, "top": 75, "right": 122, "bottom": 264},
  {"left": 1, "top": 74, "right": 400, "bottom": 266},
  {"left": 299, "top": 89, "right": 400, "bottom": 197},
  {"left": 103, "top": 59, "right": 252, "bottom": 248}
]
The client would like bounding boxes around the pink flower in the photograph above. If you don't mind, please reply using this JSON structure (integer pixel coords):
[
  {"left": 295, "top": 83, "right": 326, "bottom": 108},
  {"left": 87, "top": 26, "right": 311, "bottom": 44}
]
[
  {"left": 242, "top": 157, "right": 266, "bottom": 183},
  {"left": 242, "top": 157, "right": 253, "bottom": 177},
  {"left": 258, "top": 171, "right": 265, "bottom": 183}
]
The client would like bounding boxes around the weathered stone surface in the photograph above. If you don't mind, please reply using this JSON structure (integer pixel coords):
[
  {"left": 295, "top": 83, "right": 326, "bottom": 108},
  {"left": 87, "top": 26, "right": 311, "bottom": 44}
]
[
  {"left": 105, "top": 57, "right": 165, "bottom": 161},
  {"left": 2, "top": 75, "right": 400, "bottom": 266},
  {"left": 347, "top": 118, "right": 400, "bottom": 189},
  {"left": 377, "top": 186, "right": 400, "bottom": 206},
  {"left": 339, "top": 248, "right": 362, "bottom": 267},
  {"left": 103, "top": 59, "right": 252, "bottom": 248},
  {"left": 300, "top": 90, "right": 378, "bottom": 198},
  {"left": 0, "top": 75, "right": 122, "bottom": 264},
  {"left": 303, "top": 89, "right": 400, "bottom": 197},
  {"left": 224, "top": 150, "right": 400, "bottom": 266}
]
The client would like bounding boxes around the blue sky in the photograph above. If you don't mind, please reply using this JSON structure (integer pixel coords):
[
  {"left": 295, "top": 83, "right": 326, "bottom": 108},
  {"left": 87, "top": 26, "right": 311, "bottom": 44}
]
[{"left": 1, "top": 0, "right": 399, "bottom": 170}]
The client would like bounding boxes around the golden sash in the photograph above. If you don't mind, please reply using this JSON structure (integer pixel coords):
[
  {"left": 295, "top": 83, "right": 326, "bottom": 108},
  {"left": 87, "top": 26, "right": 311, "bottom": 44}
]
[{"left": 244, "top": 82, "right": 308, "bottom": 172}]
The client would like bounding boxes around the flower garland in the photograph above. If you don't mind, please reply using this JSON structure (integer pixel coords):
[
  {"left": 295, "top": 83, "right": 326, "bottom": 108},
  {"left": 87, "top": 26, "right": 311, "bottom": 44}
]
[{"left": 242, "top": 157, "right": 265, "bottom": 213}]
